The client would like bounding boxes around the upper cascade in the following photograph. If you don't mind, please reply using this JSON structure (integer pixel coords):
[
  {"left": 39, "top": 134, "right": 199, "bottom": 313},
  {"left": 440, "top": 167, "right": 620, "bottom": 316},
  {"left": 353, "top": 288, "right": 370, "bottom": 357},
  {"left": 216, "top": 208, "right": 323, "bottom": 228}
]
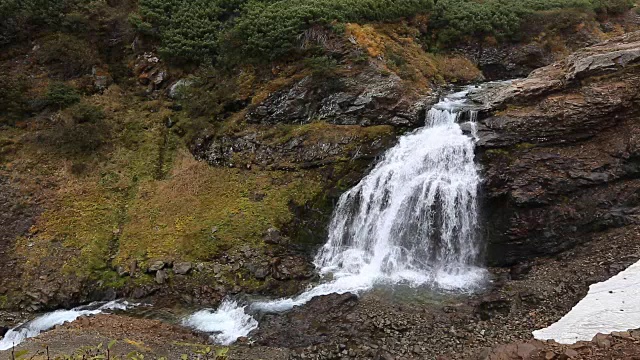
[{"left": 315, "top": 88, "right": 484, "bottom": 289}]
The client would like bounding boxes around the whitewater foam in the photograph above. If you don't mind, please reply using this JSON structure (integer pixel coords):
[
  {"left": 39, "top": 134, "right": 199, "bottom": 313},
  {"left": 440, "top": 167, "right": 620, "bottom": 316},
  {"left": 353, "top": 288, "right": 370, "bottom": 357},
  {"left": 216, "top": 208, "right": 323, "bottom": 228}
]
[
  {"left": 0, "top": 300, "right": 139, "bottom": 351},
  {"left": 183, "top": 300, "right": 259, "bottom": 345},
  {"left": 184, "top": 88, "right": 487, "bottom": 344}
]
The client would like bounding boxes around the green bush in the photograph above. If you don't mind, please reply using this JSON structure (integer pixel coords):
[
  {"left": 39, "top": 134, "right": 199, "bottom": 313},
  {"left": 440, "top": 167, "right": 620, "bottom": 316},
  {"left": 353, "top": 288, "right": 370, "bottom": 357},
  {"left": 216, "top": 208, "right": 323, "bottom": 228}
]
[
  {"left": 0, "top": 73, "right": 29, "bottom": 124},
  {"left": 429, "top": 0, "right": 597, "bottom": 46},
  {"left": 592, "top": 0, "right": 634, "bottom": 14},
  {"left": 37, "top": 33, "right": 100, "bottom": 79},
  {"left": 137, "top": 0, "right": 247, "bottom": 63},
  {"left": 45, "top": 103, "right": 109, "bottom": 155},
  {"left": 0, "top": 0, "right": 70, "bottom": 46},
  {"left": 178, "top": 66, "right": 240, "bottom": 118},
  {"left": 46, "top": 82, "right": 81, "bottom": 109},
  {"left": 136, "top": 0, "right": 633, "bottom": 63},
  {"left": 304, "top": 55, "right": 339, "bottom": 77},
  {"left": 70, "top": 102, "right": 105, "bottom": 123},
  {"left": 139, "top": 0, "right": 434, "bottom": 63}
]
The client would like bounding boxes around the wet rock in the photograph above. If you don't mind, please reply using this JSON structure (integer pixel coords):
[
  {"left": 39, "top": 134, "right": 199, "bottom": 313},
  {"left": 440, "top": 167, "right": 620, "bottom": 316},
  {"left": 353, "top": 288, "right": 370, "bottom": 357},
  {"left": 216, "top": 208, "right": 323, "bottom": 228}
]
[
  {"left": 0, "top": 326, "right": 8, "bottom": 338},
  {"left": 254, "top": 267, "right": 270, "bottom": 280},
  {"left": 476, "top": 296, "right": 512, "bottom": 321},
  {"left": 252, "top": 293, "right": 358, "bottom": 348},
  {"left": 173, "top": 262, "right": 193, "bottom": 275}
]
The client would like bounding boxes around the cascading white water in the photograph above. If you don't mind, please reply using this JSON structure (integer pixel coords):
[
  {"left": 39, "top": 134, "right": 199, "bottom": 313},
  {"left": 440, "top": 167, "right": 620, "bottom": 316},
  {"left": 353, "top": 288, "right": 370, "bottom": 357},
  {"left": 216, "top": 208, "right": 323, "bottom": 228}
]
[
  {"left": 184, "top": 88, "right": 487, "bottom": 344},
  {"left": 315, "top": 101, "right": 481, "bottom": 289},
  {"left": 0, "top": 300, "right": 138, "bottom": 351}
]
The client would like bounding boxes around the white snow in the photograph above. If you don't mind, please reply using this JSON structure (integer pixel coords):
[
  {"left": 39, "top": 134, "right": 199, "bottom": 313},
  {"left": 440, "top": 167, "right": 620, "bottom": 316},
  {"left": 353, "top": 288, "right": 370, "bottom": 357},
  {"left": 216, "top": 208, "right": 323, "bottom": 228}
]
[{"left": 533, "top": 260, "right": 640, "bottom": 344}]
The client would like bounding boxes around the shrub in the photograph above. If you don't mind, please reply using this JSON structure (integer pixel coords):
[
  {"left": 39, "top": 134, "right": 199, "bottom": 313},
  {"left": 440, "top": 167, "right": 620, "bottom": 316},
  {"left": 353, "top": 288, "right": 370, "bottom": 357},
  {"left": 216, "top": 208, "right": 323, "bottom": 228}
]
[
  {"left": 592, "top": 0, "right": 634, "bottom": 15},
  {"left": 53, "top": 120, "right": 108, "bottom": 154},
  {"left": 46, "top": 82, "right": 81, "bottom": 109},
  {"left": 226, "top": 0, "right": 435, "bottom": 61},
  {"left": 137, "top": 0, "right": 247, "bottom": 63},
  {"left": 429, "top": 0, "right": 608, "bottom": 47},
  {"left": 178, "top": 66, "right": 241, "bottom": 118},
  {"left": 70, "top": 102, "right": 106, "bottom": 124},
  {"left": 0, "top": 0, "right": 71, "bottom": 46},
  {"left": 37, "top": 33, "right": 100, "bottom": 79},
  {"left": 303, "top": 55, "right": 339, "bottom": 77},
  {"left": 45, "top": 103, "right": 109, "bottom": 155},
  {"left": 139, "top": 0, "right": 434, "bottom": 63},
  {"left": 0, "top": 73, "right": 29, "bottom": 124}
]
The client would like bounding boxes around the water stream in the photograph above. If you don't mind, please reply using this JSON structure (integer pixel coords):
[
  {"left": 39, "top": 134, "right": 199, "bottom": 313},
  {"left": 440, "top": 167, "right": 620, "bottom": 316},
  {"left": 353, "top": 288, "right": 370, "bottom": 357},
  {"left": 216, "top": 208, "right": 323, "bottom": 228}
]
[
  {"left": 0, "top": 300, "right": 139, "bottom": 351},
  {"left": 184, "top": 87, "right": 488, "bottom": 344}
]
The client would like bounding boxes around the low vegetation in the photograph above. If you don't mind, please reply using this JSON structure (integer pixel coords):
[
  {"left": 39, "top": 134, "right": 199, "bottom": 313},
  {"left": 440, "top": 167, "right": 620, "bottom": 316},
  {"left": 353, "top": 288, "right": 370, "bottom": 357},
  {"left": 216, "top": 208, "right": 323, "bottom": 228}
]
[{"left": 131, "top": 0, "right": 636, "bottom": 64}]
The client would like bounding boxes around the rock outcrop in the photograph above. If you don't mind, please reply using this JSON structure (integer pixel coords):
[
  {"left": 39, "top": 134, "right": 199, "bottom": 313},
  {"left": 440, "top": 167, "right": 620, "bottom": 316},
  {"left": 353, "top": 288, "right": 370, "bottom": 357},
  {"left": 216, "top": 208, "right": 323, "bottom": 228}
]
[
  {"left": 246, "top": 71, "right": 432, "bottom": 127},
  {"left": 477, "top": 31, "right": 640, "bottom": 265}
]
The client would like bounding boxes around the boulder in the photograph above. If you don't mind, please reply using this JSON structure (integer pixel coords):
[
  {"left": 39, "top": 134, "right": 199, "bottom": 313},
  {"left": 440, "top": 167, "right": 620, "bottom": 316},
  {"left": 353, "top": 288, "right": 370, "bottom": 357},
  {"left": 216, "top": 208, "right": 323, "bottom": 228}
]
[
  {"left": 147, "top": 260, "right": 166, "bottom": 273},
  {"left": 264, "top": 228, "right": 283, "bottom": 245},
  {"left": 173, "top": 262, "right": 193, "bottom": 275},
  {"left": 155, "top": 269, "right": 168, "bottom": 284}
]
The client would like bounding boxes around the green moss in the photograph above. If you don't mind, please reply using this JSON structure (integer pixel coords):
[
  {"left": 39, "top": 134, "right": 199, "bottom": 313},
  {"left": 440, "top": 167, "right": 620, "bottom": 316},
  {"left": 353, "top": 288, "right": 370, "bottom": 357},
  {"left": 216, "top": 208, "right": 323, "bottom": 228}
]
[{"left": 115, "top": 158, "right": 324, "bottom": 265}]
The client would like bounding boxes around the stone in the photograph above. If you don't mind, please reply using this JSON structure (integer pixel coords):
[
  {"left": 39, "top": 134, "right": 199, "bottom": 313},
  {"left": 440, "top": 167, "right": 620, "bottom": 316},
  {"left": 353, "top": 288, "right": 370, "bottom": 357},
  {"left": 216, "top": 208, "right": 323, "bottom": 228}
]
[
  {"left": 0, "top": 326, "right": 8, "bottom": 338},
  {"left": 254, "top": 267, "right": 270, "bottom": 280},
  {"left": 155, "top": 269, "right": 168, "bottom": 284},
  {"left": 516, "top": 343, "right": 537, "bottom": 358},
  {"left": 173, "top": 262, "right": 193, "bottom": 275},
  {"left": 147, "top": 260, "right": 166, "bottom": 273},
  {"left": 168, "top": 79, "right": 193, "bottom": 99},
  {"left": 264, "top": 228, "right": 283, "bottom": 245},
  {"left": 116, "top": 265, "right": 129, "bottom": 277},
  {"left": 128, "top": 260, "right": 138, "bottom": 276},
  {"left": 563, "top": 349, "right": 579, "bottom": 358},
  {"left": 245, "top": 71, "right": 435, "bottom": 128},
  {"left": 593, "top": 333, "right": 611, "bottom": 349}
]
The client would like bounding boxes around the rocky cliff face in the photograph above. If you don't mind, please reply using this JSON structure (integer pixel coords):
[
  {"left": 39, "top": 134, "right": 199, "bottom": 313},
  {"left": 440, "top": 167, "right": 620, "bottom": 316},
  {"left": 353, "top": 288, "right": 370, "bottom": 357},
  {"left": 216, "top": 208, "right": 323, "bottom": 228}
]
[{"left": 476, "top": 31, "right": 640, "bottom": 266}]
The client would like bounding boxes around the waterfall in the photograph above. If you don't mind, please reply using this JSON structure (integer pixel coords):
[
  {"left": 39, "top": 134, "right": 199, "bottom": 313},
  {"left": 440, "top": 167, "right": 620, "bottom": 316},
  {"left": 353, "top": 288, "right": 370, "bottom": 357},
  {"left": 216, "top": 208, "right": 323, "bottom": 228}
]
[
  {"left": 186, "top": 88, "right": 487, "bottom": 345},
  {"left": 315, "top": 104, "right": 481, "bottom": 288}
]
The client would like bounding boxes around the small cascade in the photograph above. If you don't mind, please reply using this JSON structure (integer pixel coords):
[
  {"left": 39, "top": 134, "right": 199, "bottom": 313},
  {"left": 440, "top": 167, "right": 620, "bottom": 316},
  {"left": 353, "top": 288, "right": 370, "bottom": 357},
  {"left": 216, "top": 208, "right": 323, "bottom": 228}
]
[
  {"left": 0, "top": 300, "right": 139, "bottom": 351},
  {"left": 185, "top": 87, "right": 487, "bottom": 344}
]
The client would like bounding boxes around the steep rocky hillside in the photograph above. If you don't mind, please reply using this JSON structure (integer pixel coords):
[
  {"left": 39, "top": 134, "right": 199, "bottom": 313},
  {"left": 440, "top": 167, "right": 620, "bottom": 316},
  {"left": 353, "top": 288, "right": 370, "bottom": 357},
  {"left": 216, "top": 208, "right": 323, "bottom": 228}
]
[{"left": 477, "top": 31, "right": 640, "bottom": 265}]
